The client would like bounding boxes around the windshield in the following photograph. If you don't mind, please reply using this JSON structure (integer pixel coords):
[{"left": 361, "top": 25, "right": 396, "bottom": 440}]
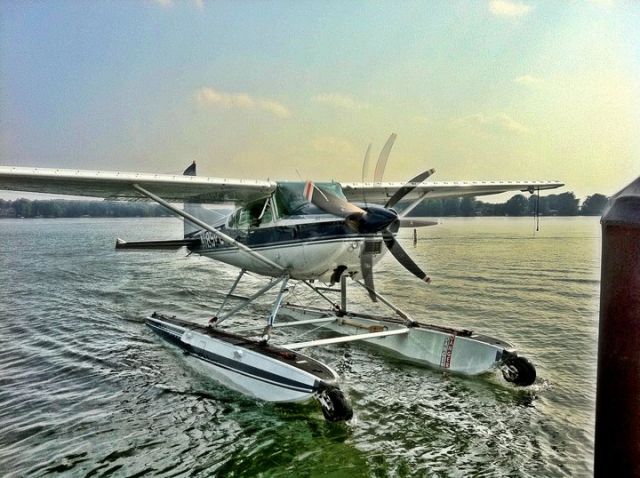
[{"left": 274, "top": 181, "right": 346, "bottom": 217}]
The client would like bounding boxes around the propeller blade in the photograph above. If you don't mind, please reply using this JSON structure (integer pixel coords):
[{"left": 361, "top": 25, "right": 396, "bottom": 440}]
[
  {"left": 384, "top": 168, "right": 436, "bottom": 209},
  {"left": 361, "top": 143, "right": 372, "bottom": 206},
  {"left": 360, "top": 246, "right": 377, "bottom": 302},
  {"left": 361, "top": 143, "right": 372, "bottom": 184},
  {"left": 398, "top": 217, "right": 438, "bottom": 228},
  {"left": 373, "top": 133, "right": 397, "bottom": 183},
  {"left": 304, "top": 181, "right": 365, "bottom": 218},
  {"left": 382, "top": 230, "right": 431, "bottom": 283}
]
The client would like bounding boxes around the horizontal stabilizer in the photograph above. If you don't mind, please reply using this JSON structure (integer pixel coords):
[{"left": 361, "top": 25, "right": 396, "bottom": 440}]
[{"left": 115, "top": 238, "right": 199, "bottom": 250}]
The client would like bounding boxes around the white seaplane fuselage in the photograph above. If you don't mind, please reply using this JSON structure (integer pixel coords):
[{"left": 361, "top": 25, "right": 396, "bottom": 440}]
[
  {"left": 193, "top": 215, "right": 387, "bottom": 281},
  {"left": 183, "top": 180, "right": 394, "bottom": 281}
]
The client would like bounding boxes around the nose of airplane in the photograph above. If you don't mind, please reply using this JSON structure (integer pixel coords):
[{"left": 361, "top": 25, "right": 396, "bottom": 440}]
[{"left": 349, "top": 205, "right": 398, "bottom": 233}]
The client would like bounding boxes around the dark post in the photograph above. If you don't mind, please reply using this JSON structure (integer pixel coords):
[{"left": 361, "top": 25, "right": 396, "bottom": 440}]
[{"left": 594, "top": 177, "right": 640, "bottom": 477}]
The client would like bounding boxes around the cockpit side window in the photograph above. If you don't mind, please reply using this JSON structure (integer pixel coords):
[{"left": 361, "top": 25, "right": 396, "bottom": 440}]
[{"left": 228, "top": 196, "right": 273, "bottom": 229}]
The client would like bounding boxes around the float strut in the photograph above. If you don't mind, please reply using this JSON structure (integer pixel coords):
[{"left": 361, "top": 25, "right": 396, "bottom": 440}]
[
  {"left": 353, "top": 279, "right": 414, "bottom": 324},
  {"left": 216, "top": 277, "right": 285, "bottom": 325},
  {"left": 268, "top": 275, "right": 289, "bottom": 328},
  {"left": 214, "top": 269, "right": 246, "bottom": 320},
  {"left": 261, "top": 276, "right": 289, "bottom": 342},
  {"left": 340, "top": 274, "right": 348, "bottom": 313}
]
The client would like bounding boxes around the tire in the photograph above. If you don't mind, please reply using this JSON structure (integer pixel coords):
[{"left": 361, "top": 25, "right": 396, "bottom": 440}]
[
  {"left": 502, "top": 356, "right": 536, "bottom": 386},
  {"left": 319, "top": 388, "right": 353, "bottom": 422}
]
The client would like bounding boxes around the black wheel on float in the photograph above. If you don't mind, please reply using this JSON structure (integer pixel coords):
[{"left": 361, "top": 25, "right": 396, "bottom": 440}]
[
  {"left": 502, "top": 356, "right": 536, "bottom": 386},
  {"left": 319, "top": 388, "right": 353, "bottom": 422}
]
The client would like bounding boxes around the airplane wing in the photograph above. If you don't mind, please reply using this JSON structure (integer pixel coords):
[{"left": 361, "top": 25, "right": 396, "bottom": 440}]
[
  {"left": 0, "top": 166, "right": 276, "bottom": 203},
  {"left": 340, "top": 179, "right": 564, "bottom": 203},
  {"left": 0, "top": 165, "right": 563, "bottom": 204}
]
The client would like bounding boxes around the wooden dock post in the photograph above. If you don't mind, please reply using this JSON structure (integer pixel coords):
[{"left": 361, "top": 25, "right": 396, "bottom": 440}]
[{"left": 594, "top": 177, "right": 640, "bottom": 477}]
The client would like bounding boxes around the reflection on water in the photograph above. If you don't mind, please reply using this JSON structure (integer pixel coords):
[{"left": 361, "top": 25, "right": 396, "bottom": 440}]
[{"left": 0, "top": 217, "right": 599, "bottom": 476}]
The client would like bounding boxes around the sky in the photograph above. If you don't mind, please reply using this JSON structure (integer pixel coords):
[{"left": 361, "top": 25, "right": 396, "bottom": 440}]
[{"left": 1, "top": 0, "right": 639, "bottom": 201}]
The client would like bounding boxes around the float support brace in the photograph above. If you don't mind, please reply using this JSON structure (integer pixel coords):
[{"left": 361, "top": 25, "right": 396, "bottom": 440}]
[
  {"left": 215, "top": 269, "right": 246, "bottom": 318},
  {"left": 268, "top": 275, "right": 289, "bottom": 328},
  {"left": 353, "top": 279, "right": 413, "bottom": 323}
]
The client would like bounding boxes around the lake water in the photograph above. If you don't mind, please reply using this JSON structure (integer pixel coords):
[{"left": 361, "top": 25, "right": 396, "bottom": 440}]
[{"left": 0, "top": 217, "right": 601, "bottom": 477}]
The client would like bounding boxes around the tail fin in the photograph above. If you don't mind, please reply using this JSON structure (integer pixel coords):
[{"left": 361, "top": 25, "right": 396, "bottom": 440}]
[
  {"left": 183, "top": 161, "right": 196, "bottom": 177},
  {"left": 183, "top": 161, "right": 226, "bottom": 237}
]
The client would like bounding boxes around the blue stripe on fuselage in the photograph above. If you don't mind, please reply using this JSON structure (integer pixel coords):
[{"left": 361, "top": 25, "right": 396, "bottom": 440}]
[{"left": 190, "top": 220, "right": 358, "bottom": 252}]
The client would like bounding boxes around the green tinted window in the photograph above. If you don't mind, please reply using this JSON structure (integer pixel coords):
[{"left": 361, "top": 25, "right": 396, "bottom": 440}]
[
  {"left": 274, "top": 182, "right": 346, "bottom": 217},
  {"left": 229, "top": 197, "right": 272, "bottom": 229}
]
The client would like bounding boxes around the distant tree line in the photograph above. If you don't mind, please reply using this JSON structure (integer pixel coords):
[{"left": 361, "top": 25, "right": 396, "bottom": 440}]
[
  {"left": 0, "top": 193, "right": 609, "bottom": 219},
  {"left": 0, "top": 199, "right": 170, "bottom": 218},
  {"left": 405, "top": 192, "right": 608, "bottom": 217}
]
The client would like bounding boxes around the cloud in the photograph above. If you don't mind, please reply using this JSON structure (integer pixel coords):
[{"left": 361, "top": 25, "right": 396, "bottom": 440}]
[
  {"left": 452, "top": 113, "right": 529, "bottom": 135},
  {"left": 312, "top": 93, "right": 368, "bottom": 111},
  {"left": 514, "top": 74, "right": 545, "bottom": 88},
  {"left": 310, "top": 136, "right": 358, "bottom": 156},
  {"left": 259, "top": 100, "right": 291, "bottom": 118},
  {"left": 195, "top": 87, "right": 291, "bottom": 118},
  {"left": 489, "top": 0, "right": 533, "bottom": 17}
]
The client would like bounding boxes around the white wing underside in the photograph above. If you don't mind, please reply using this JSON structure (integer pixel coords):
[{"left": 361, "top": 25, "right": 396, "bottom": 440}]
[
  {"left": 0, "top": 166, "right": 275, "bottom": 203},
  {"left": 0, "top": 166, "right": 563, "bottom": 204},
  {"left": 341, "top": 180, "right": 563, "bottom": 202}
]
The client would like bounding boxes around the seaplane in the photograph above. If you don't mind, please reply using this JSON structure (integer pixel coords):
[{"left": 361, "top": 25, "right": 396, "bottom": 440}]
[{"left": 0, "top": 134, "right": 563, "bottom": 421}]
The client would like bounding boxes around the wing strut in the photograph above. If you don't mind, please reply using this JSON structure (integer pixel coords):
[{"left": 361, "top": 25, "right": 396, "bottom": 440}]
[{"left": 132, "top": 184, "right": 284, "bottom": 273}]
